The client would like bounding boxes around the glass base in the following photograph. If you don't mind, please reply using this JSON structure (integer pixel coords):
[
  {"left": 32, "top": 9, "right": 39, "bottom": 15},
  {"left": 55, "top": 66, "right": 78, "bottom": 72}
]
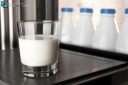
[{"left": 22, "top": 63, "right": 58, "bottom": 78}]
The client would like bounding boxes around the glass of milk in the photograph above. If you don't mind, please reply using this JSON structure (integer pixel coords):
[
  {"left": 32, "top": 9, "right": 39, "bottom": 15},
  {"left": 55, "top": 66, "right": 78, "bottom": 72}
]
[{"left": 17, "top": 20, "right": 61, "bottom": 78}]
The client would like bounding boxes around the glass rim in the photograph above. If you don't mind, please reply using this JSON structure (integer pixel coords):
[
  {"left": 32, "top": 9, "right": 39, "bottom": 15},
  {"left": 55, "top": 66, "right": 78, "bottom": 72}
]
[{"left": 17, "top": 20, "right": 61, "bottom": 24}]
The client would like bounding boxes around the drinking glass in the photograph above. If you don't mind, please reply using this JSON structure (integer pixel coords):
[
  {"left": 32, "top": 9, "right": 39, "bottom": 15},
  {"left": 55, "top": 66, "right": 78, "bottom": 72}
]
[{"left": 17, "top": 20, "right": 61, "bottom": 77}]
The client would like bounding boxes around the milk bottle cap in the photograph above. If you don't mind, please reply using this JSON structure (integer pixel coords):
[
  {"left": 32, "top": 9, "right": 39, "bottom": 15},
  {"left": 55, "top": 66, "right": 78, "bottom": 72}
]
[
  {"left": 125, "top": 9, "right": 128, "bottom": 14},
  {"left": 80, "top": 8, "right": 93, "bottom": 13},
  {"left": 61, "top": 8, "right": 73, "bottom": 12},
  {"left": 101, "top": 9, "right": 116, "bottom": 14}
]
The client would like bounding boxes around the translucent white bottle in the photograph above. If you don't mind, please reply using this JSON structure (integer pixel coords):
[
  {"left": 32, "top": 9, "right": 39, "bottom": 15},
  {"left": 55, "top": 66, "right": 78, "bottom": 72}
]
[
  {"left": 115, "top": 9, "right": 128, "bottom": 54},
  {"left": 61, "top": 8, "right": 74, "bottom": 44},
  {"left": 92, "top": 9, "right": 117, "bottom": 51},
  {"left": 73, "top": 8, "right": 94, "bottom": 47}
]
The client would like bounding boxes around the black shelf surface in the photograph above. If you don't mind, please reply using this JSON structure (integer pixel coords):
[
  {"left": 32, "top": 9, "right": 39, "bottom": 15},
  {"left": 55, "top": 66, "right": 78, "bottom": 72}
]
[{"left": 0, "top": 48, "right": 127, "bottom": 85}]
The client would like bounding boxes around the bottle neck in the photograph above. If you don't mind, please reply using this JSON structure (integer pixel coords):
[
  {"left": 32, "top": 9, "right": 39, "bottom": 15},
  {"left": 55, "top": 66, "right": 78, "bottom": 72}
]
[
  {"left": 100, "top": 14, "right": 115, "bottom": 22},
  {"left": 62, "top": 12, "right": 73, "bottom": 16},
  {"left": 123, "top": 15, "right": 128, "bottom": 23},
  {"left": 62, "top": 12, "right": 73, "bottom": 21},
  {"left": 101, "top": 14, "right": 115, "bottom": 17},
  {"left": 80, "top": 13, "right": 92, "bottom": 17},
  {"left": 98, "top": 14, "right": 116, "bottom": 26}
]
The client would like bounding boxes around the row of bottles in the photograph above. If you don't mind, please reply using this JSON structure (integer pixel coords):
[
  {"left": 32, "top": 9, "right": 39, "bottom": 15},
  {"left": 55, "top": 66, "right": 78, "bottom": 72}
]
[{"left": 61, "top": 8, "right": 128, "bottom": 54}]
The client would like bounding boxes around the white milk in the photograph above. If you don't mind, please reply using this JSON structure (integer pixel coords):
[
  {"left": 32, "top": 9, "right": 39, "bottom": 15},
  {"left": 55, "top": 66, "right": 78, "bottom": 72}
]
[{"left": 19, "top": 35, "right": 59, "bottom": 67}]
